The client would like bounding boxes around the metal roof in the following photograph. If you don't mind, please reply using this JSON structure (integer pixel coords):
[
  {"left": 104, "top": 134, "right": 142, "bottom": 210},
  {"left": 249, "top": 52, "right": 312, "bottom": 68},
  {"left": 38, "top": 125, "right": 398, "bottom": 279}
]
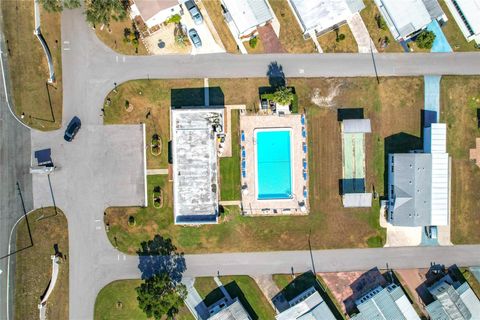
[
  {"left": 374, "top": 0, "right": 432, "bottom": 40},
  {"left": 288, "top": 0, "right": 365, "bottom": 34},
  {"left": 426, "top": 275, "right": 479, "bottom": 320},
  {"left": 351, "top": 285, "right": 420, "bottom": 320},
  {"left": 221, "top": 0, "right": 273, "bottom": 36},
  {"left": 343, "top": 119, "right": 371, "bottom": 133},
  {"left": 388, "top": 124, "right": 449, "bottom": 227},
  {"left": 208, "top": 299, "right": 251, "bottom": 320},
  {"left": 276, "top": 288, "right": 336, "bottom": 320}
]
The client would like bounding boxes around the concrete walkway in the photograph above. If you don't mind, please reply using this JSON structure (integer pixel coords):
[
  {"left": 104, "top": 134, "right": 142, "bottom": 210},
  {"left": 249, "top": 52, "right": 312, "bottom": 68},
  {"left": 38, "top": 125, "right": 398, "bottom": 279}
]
[
  {"left": 309, "top": 31, "right": 323, "bottom": 53},
  {"left": 347, "top": 13, "right": 377, "bottom": 53},
  {"left": 183, "top": 277, "right": 209, "bottom": 320},
  {"left": 146, "top": 168, "right": 168, "bottom": 175},
  {"left": 252, "top": 275, "right": 280, "bottom": 309},
  {"left": 221, "top": 105, "right": 246, "bottom": 158},
  {"left": 219, "top": 200, "right": 241, "bottom": 206}
]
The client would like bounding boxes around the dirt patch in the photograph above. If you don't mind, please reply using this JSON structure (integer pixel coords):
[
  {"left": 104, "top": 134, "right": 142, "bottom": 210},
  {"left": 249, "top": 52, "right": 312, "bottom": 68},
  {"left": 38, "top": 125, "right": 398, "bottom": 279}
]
[{"left": 319, "top": 269, "right": 387, "bottom": 314}]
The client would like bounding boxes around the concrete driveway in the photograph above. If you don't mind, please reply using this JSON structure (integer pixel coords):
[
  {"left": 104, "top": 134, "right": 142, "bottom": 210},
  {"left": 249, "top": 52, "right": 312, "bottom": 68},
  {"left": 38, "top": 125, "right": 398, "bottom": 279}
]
[{"left": 182, "top": 8, "right": 225, "bottom": 55}]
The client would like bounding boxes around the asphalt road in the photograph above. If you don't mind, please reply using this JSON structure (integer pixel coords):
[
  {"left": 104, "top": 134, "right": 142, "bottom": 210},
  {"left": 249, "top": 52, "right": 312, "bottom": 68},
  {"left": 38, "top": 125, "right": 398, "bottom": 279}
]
[
  {"left": 2, "top": 5, "right": 480, "bottom": 320},
  {"left": 0, "top": 32, "right": 33, "bottom": 320}
]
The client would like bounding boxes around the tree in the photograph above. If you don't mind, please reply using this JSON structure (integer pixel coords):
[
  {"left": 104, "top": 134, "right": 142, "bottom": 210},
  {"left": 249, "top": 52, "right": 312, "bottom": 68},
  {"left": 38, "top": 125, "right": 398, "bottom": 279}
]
[
  {"left": 64, "top": 0, "right": 81, "bottom": 9},
  {"left": 271, "top": 87, "right": 294, "bottom": 106},
  {"left": 136, "top": 272, "right": 187, "bottom": 320},
  {"left": 415, "top": 30, "right": 436, "bottom": 49},
  {"left": 39, "top": 0, "right": 81, "bottom": 12},
  {"left": 39, "top": 0, "right": 63, "bottom": 12},
  {"left": 85, "top": 0, "right": 127, "bottom": 26}
]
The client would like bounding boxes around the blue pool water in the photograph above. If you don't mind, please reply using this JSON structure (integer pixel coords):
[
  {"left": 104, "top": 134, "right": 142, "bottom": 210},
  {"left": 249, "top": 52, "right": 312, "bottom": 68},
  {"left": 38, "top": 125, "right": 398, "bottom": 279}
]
[
  {"left": 256, "top": 130, "right": 292, "bottom": 200},
  {"left": 427, "top": 20, "right": 452, "bottom": 53}
]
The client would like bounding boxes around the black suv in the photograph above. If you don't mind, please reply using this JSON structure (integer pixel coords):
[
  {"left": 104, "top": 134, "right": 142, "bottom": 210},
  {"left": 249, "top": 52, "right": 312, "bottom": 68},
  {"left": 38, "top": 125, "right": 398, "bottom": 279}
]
[{"left": 64, "top": 116, "right": 81, "bottom": 142}]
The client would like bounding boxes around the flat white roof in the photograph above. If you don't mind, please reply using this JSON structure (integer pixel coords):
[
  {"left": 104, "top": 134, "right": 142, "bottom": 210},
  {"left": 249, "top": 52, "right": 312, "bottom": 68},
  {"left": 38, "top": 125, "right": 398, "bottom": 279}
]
[
  {"left": 222, "top": 0, "right": 273, "bottom": 36},
  {"left": 343, "top": 119, "right": 371, "bottom": 133},
  {"left": 289, "top": 0, "right": 365, "bottom": 34},
  {"left": 451, "top": 0, "right": 480, "bottom": 33},
  {"left": 171, "top": 108, "right": 223, "bottom": 224},
  {"left": 374, "top": 0, "right": 432, "bottom": 39}
]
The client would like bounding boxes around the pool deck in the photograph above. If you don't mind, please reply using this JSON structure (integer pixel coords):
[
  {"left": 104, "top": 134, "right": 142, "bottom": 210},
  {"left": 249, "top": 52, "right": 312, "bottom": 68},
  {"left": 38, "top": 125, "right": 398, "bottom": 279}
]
[{"left": 240, "top": 114, "right": 308, "bottom": 215}]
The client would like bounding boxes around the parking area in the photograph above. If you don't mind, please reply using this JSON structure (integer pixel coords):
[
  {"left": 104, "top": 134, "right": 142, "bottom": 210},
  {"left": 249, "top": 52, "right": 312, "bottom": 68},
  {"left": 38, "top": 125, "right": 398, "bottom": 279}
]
[
  {"left": 31, "top": 125, "right": 146, "bottom": 210},
  {"left": 182, "top": 3, "right": 225, "bottom": 55}
]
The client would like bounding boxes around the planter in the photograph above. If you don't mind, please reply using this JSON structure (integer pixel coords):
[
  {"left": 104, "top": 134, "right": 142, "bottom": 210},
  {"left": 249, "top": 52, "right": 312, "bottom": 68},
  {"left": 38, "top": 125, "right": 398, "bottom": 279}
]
[
  {"left": 152, "top": 186, "right": 163, "bottom": 209},
  {"left": 151, "top": 134, "right": 162, "bottom": 156}
]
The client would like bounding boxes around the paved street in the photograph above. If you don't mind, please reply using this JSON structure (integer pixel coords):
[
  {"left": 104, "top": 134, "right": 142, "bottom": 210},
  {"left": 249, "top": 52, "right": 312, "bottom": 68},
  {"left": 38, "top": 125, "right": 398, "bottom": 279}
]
[
  {"left": 0, "top": 24, "right": 33, "bottom": 320},
  {"left": 1, "top": 5, "right": 480, "bottom": 320}
]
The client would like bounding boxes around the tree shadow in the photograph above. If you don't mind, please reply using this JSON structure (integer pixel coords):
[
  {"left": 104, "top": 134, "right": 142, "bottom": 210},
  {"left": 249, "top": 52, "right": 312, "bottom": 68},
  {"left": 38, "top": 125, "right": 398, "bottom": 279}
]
[
  {"left": 136, "top": 235, "right": 186, "bottom": 282},
  {"left": 383, "top": 132, "right": 423, "bottom": 197},
  {"left": 266, "top": 61, "right": 285, "bottom": 88},
  {"left": 223, "top": 281, "right": 258, "bottom": 320}
]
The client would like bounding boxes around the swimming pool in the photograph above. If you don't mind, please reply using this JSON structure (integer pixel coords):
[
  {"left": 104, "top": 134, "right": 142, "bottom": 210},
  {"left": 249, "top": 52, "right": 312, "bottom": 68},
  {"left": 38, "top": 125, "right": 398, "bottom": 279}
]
[{"left": 255, "top": 129, "right": 293, "bottom": 200}]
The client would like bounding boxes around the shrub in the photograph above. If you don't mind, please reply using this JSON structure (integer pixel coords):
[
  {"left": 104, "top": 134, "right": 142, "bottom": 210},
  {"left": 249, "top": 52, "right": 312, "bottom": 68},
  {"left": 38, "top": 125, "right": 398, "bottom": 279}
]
[
  {"left": 375, "top": 14, "right": 387, "bottom": 30},
  {"left": 249, "top": 37, "right": 258, "bottom": 49},
  {"left": 166, "top": 14, "right": 181, "bottom": 24},
  {"left": 337, "top": 33, "right": 345, "bottom": 41},
  {"left": 128, "top": 215, "right": 135, "bottom": 226},
  {"left": 271, "top": 87, "right": 294, "bottom": 106},
  {"left": 415, "top": 30, "right": 436, "bottom": 49}
]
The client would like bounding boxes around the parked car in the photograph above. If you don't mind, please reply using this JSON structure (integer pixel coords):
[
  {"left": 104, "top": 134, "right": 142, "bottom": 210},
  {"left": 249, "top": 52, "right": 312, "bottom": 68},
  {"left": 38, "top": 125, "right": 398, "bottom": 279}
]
[
  {"left": 64, "top": 116, "right": 81, "bottom": 142},
  {"left": 185, "top": 0, "right": 203, "bottom": 24},
  {"left": 188, "top": 28, "right": 202, "bottom": 48}
]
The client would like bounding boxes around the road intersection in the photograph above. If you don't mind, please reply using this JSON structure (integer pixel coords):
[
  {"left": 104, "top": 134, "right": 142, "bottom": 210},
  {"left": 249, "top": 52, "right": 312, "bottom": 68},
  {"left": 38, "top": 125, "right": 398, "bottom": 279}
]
[{"left": 2, "top": 6, "right": 480, "bottom": 320}]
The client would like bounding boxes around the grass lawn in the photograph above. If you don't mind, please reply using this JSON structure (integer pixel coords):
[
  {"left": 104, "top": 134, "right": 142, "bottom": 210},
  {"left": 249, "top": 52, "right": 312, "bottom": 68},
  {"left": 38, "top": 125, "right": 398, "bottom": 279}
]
[
  {"left": 103, "top": 79, "right": 204, "bottom": 169},
  {"left": 273, "top": 273, "right": 344, "bottom": 319},
  {"left": 317, "top": 25, "right": 358, "bottom": 53},
  {"left": 441, "top": 76, "right": 480, "bottom": 244},
  {"left": 94, "top": 280, "right": 193, "bottom": 320},
  {"left": 105, "top": 77, "right": 429, "bottom": 254},
  {"left": 220, "top": 110, "right": 241, "bottom": 200},
  {"left": 360, "top": 0, "right": 404, "bottom": 52},
  {"left": 1, "top": 2, "right": 63, "bottom": 130},
  {"left": 202, "top": 0, "right": 238, "bottom": 53},
  {"left": 95, "top": 18, "right": 149, "bottom": 55},
  {"left": 14, "top": 207, "right": 68, "bottom": 320},
  {"left": 438, "top": 0, "right": 479, "bottom": 52},
  {"left": 269, "top": 0, "right": 317, "bottom": 53},
  {"left": 219, "top": 276, "right": 276, "bottom": 320}
]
